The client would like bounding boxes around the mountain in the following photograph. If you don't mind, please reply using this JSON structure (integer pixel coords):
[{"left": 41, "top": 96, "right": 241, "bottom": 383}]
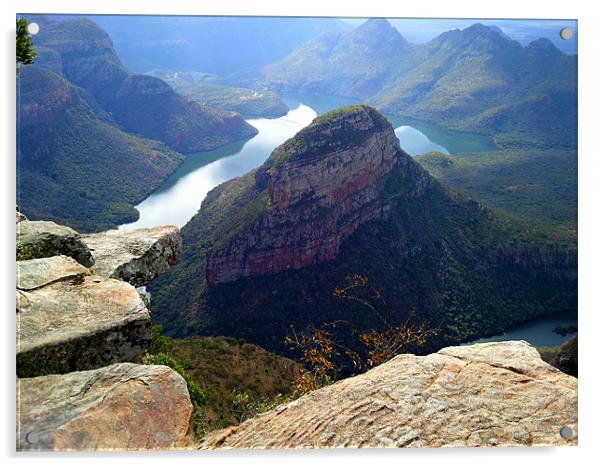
[
  {"left": 262, "top": 21, "right": 577, "bottom": 149},
  {"left": 375, "top": 25, "right": 577, "bottom": 148},
  {"left": 28, "top": 16, "right": 257, "bottom": 153},
  {"left": 149, "top": 105, "right": 576, "bottom": 354},
  {"left": 262, "top": 18, "right": 414, "bottom": 99},
  {"left": 147, "top": 70, "right": 289, "bottom": 118},
  {"left": 17, "top": 66, "right": 183, "bottom": 232},
  {"left": 82, "top": 15, "right": 352, "bottom": 75}
]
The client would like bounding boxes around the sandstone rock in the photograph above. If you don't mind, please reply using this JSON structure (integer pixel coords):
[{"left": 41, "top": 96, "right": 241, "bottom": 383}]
[
  {"left": 17, "top": 363, "right": 193, "bottom": 451},
  {"left": 200, "top": 341, "right": 577, "bottom": 449},
  {"left": 82, "top": 226, "right": 181, "bottom": 286},
  {"left": 16, "top": 219, "right": 94, "bottom": 267},
  {"left": 206, "top": 105, "right": 431, "bottom": 284},
  {"left": 17, "top": 255, "right": 90, "bottom": 291},
  {"left": 17, "top": 269, "right": 151, "bottom": 377}
]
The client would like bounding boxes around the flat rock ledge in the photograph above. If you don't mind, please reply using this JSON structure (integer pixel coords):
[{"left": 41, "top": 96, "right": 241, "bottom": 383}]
[
  {"left": 17, "top": 256, "right": 151, "bottom": 378},
  {"left": 83, "top": 226, "right": 181, "bottom": 287},
  {"left": 17, "top": 363, "right": 193, "bottom": 451},
  {"left": 200, "top": 341, "right": 577, "bottom": 449}
]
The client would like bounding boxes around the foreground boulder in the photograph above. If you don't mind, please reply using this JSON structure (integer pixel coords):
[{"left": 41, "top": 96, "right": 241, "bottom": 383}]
[
  {"left": 17, "top": 363, "right": 193, "bottom": 451},
  {"left": 17, "top": 218, "right": 94, "bottom": 267},
  {"left": 17, "top": 256, "right": 151, "bottom": 377},
  {"left": 200, "top": 341, "right": 577, "bottom": 449},
  {"left": 83, "top": 226, "right": 181, "bottom": 287}
]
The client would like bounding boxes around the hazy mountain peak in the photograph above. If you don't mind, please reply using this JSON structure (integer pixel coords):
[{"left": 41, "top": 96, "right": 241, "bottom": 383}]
[
  {"left": 354, "top": 17, "right": 409, "bottom": 45},
  {"left": 526, "top": 37, "right": 561, "bottom": 53}
]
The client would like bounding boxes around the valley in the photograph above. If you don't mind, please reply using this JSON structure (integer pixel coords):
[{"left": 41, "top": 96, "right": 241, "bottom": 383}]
[
  {"left": 119, "top": 98, "right": 496, "bottom": 231},
  {"left": 15, "top": 15, "right": 579, "bottom": 448}
]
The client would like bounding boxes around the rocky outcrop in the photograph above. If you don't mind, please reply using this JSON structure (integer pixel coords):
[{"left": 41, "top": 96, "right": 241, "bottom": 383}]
[
  {"left": 206, "top": 105, "right": 431, "bottom": 284},
  {"left": 17, "top": 363, "right": 193, "bottom": 451},
  {"left": 16, "top": 217, "right": 191, "bottom": 450},
  {"left": 17, "top": 218, "right": 94, "bottom": 266},
  {"left": 17, "top": 257, "right": 151, "bottom": 378},
  {"left": 200, "top": 341, "right": 577, "bottom": 449},
  {"left": 83, "top": 226, "right": 181, "bottom": 287}
]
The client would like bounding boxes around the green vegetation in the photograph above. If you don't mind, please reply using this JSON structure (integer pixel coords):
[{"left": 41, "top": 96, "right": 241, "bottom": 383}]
[
  {"left": 537, "top": 335, "right": 578, "bottom": 377},
  {"left": 16, "top": 244, "right": 45, "bottom": 261},
  {"left": 29, "top": 17, "right": 256, "bottom": 154},
  {"left": 17, "top": 66, "right": 183, "bottom": 232},
  {"left": 416, "top": 149, "right": 577, "bottom": 246},
  {"left": 150, "top": 113, "right": 576, "bottom": 355},
  {"left": 16, "top": 19, "right": 36, "bottom": 73},
  {"left": 145, "top": 325, "right": 300, "bottom": 432},
  {"left": 264, "top": 20, "right": 576, "bottom": 149},
  {"left": 17, "top": 16, "right": 260, "bottom": 231},
  {"left": 148, "top": 70, "right": 289, "bottom": 118}
]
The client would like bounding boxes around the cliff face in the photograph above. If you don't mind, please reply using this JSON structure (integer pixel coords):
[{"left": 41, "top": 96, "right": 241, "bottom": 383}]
[
  {"left": 16, "top": 212, "right": 192, "bottom": 451},
  {"left": 206, "top": 105, "right": 431, "bottom": 284},
  {"left": 201, "top": 341, "right": 578, "bottom": 449},
  {"left": 151, "top": 105, "right": 576, "bottom": 348}
]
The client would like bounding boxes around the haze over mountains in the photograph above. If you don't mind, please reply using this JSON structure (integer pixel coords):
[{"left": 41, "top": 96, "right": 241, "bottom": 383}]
[
  {"left": 81, "top": 15, "right": 353, "bottom": 74},
  {"left": 260, "top": 19, "right": 577, "bottom": 148},
  {"left": 17, "top": 15, "right": 577, "bottom": 356},
  {"left": 17, "top": 16, "right": 257, "bottom": 231}
]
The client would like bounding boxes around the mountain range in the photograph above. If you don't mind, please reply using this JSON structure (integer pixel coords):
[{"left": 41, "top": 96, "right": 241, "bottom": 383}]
[
  {"left": 149, "top": 105, "right": 576, "bottom": 354},
  {"left": 82, "top": 15, "right": 352, "bottom": 75},
  {"left": 17, "top": 16, "right": 257, "bottom": 231},
  {"left": 260, "top": 19, "right": 577, "bottom": 148}
]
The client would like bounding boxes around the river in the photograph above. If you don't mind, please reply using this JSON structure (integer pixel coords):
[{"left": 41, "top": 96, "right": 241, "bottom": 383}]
[
  {"left": 468, "top": 313, "right": 577, "bottom": 347},
  {"left": 119, "top": 99, "right": 495, "bottom": 231}
]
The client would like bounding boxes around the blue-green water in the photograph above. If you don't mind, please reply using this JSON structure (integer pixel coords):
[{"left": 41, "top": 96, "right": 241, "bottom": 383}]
[
  {"left": 119, "top": 98, "right": 496, "bottom": 230},
  {"left": 468, "top": 313, "right": 577, "bottom": 347}
]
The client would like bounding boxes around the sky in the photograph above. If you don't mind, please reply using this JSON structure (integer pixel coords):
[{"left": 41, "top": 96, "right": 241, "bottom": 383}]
[{"left": 341, "top": 18, "right": 578, "bottom": 54}]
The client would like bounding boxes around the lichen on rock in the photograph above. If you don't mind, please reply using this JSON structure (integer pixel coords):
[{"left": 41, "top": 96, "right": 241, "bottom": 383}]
[
  {"left": 17, "top": 266, "right": 151, "bottom": 378},
  {"left": 16, "top": 218, "right": 94, "bottom": 266}
]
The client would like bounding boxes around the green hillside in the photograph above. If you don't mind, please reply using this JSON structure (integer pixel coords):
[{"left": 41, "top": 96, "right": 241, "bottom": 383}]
[
  {"left": 29, "top": 16, "right": 257, "bottom": 154},
  {"left": 17, "top": 66, "right": 183, "bottom": 232},
  {"left": 416, "top": 149, "right": 577, "bottom": 245},
  {"left": 149, "top": 106, "right": 576, "bottom": 356}
]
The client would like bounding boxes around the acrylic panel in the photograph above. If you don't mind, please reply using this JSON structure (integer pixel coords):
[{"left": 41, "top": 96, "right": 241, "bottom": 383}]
[{"left": 16, "top": 13, "right": 577, "bottom": 451}]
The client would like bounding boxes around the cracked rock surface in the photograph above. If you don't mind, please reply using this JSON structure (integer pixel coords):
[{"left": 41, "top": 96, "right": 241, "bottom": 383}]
[
  {"left": 16, "top": 217, "right": 190, "bottom": 450},
  {"left": 17, "top": 363, "right": 193, "bottom": 451},
  {"left": 200, "top": 341, "right": 577, "bottom": 449}
]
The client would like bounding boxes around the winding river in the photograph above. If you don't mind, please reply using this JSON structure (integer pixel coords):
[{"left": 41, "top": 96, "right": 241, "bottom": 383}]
[
  {"left": 119, "top": 99, "right": 494, "bottom": 231},
  {"left": 118, "top": 98, "right": 574, "bottom": 347}
]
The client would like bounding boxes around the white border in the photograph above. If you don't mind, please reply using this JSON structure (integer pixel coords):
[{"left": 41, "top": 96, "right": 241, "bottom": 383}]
[{"left": 2, "top": 0, "right": 600, "bottom": 464}]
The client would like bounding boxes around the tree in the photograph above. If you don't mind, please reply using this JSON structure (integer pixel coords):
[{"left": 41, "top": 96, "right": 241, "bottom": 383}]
[
  {"left": 16, "top": 19, "right": 36, "bottom": 73},
  {"left": 286, "top": 274, "right": 440, "bottom": 395}
]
